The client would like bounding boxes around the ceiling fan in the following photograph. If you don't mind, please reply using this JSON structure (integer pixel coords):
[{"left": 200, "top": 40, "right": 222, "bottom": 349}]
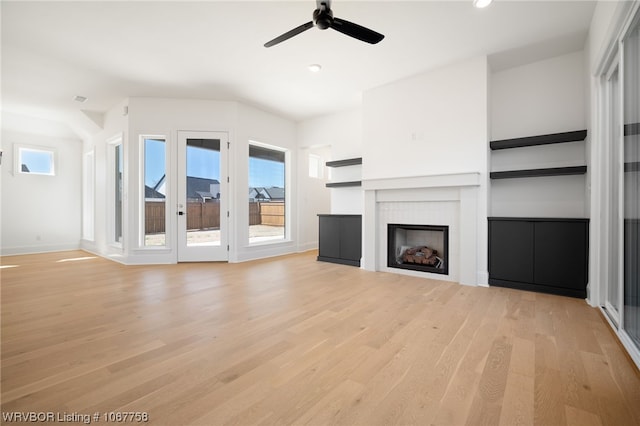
[{"left": 264, "top": 0, "right": 384, "bottom": 48}]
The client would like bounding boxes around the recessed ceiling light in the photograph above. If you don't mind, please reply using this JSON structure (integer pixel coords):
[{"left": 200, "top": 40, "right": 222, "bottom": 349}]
[
  {"left": 74, "top": 95, "right": 88, "bottom": 103},
  {"left": 308, "top": 64, "right": 322, "bottom": 73},
  {"left": 473, "top": 0, "right": 493, "bottom": 8}
]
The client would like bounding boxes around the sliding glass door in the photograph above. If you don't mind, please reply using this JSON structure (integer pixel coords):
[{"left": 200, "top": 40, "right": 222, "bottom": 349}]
[
  {"left": 623, "top": 14, "right": 640, "bottom": 348},
  {"left": 600, "top": 7, "right": 640, "bottom": 366}
]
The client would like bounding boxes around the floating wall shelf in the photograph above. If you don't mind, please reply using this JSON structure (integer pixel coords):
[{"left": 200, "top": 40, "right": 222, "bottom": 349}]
[
  {"left": 325, "top": 181, "right": 362, "bottom": 188},
  {"left": 326, "top": 158, "right": 362, "bottom": 168},
  {"left": 490, "top": 129, "right": 587, "bottom": 150},
  {"left": 490, "top": 166, "right": 587, "bottom": 180},
  {"left": 325, "top": 157, "right": 362, "bottom": 188}
]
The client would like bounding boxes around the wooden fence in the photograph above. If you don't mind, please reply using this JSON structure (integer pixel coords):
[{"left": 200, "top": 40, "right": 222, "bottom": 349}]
[
  {"left": 258, "top": 202, "right": 285, "bottom": 226},
  {"left": 186, "top": 202, "right": 220, "bottom": 230},
  {"left": 145, "top": 202, "right": 166, "bottom": 233},
  {"left": 144, "top": 201, "right": 284, "bottom": 233}
]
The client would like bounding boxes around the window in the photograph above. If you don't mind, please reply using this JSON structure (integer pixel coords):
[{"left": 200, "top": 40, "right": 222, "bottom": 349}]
[
  {"left": 141, "top": 137, "right": 167, "bottom": 247},
  {"left": 248, "top": 142, "right": 287, "bottom": 243},
  {"left": 16, "top": 145, "right": 55, "bottom": 176},
  {"left": 107, "top": 135, "right": 124, "bottom": 245}
]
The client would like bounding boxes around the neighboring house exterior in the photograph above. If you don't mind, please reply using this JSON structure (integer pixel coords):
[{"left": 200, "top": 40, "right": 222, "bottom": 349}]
[
  {"left": 144, "top": 175, "right": 220, "bottom": 202},
  {"left": 249, "top": 187, "right": 285, "bottom": 202},
  {"left": 186, "top": 177, "right": 220, "bottom": 202}
]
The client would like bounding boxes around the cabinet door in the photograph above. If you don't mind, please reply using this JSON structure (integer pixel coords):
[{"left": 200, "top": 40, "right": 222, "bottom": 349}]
[
  {"left": 534, "top": 221, "right": 587, "bottom": 290},
  {"left": 489, "top": 220, "right": 534, "bottom": 283},
  {"left": 339, "top": 216, "right": 362, "bottom": 261},
  {"left": 319, "top": 216, "right": 341, "bottom": 259}
]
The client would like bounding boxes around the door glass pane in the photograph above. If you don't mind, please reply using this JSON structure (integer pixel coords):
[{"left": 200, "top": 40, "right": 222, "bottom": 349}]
[
  {"left": 248, "top": 144, "right": 286, "bottom": 244},
  {"left": 186, "top": 138, "right": 221, "bottom": 246},
  {"left": 144, "top": 138, "right": 166, "bottom": 246},
  {"left": 623, "top": 16, "right": 640, "bottom": 348}
]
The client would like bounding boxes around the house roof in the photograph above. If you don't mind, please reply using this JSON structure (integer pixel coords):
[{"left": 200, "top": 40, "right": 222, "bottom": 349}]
[
  {"left": 145, "top": 186, "right": 165, "bottom": 199},
  {"left": 1, "top": 1, "right": 596, "bottom": 138},
  {"left": 249, "top": 187, "right": 285, "bottom": 200},
  {"left": 187, "top": 177, "right": 220, "bottom": 201},
  {"left": 263, "top": 187, "right": 285, "bottom": 200}
]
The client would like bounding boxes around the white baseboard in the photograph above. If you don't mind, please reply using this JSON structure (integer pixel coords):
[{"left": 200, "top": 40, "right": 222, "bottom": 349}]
[
  {"left": 297, "top": 241, "right": 318, "bottom": 252},
  {"left": 0, "top": 242, "right": 81, "bottom": 256}
]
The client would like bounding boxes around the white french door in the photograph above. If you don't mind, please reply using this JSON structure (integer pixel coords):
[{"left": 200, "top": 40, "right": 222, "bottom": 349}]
[{"left": 177, "top": 131, "right": 229, "bottom": 262}]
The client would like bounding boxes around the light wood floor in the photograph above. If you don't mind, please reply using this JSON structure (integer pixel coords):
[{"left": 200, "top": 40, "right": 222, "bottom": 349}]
[{"left": 2, "top": 250, "right": 639, "bottom": 425}]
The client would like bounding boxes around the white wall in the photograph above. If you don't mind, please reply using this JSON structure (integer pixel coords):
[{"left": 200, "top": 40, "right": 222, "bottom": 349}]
[
  {"left": 490, "top": 51, "right": 588, "bottom": 218},
  {"left": 296, "top": 145, "right": 331, "bottom": 251},
  {"left": 491, "top": 51, "right": 586, "bottom": 140},
  {"left": 297, "top": 109, "right": 363, "bottom": 215},
  {"left": 363, "top": 56, "right": 490, "bottom": 180},
  {"left": 1, "top": 113, "right": 82, "bottom": 254}
]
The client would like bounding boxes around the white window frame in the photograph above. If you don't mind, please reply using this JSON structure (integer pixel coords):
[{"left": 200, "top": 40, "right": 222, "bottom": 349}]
[
  {"left": 248, "top": 140, "right": 290, "bottom": 245},
  {"left": 14, "top": 144, "right": 56, "bottom": 176}
]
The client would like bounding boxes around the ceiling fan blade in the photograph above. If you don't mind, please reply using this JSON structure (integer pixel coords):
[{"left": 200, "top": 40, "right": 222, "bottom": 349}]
[
  {"left": 331, "top": 17, "right": 384, "bottom": 44},
  {"left": 264, "top": 21, "right": 314, "bottom": 48}
]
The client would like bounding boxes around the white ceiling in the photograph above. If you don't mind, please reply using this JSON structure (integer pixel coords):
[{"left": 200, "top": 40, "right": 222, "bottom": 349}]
[{"left": 1, "top": 0, "right": 597, "bottom": 138}]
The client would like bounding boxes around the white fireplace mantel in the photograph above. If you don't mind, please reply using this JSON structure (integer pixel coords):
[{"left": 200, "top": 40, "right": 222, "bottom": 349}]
[
  {"left": 362, "top": 171, "right": 488, "bottom": 287},
  {"left": 362, "top": 172, "right": 481, "bottom": 191}
]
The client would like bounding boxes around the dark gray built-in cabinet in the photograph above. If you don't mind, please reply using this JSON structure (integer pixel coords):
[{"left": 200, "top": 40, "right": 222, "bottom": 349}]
[
  {"left": 317, "top": 214, "right": 362, "bottom": 267},
  {"left": 488, "top": 218, "right": 589, "bottom": 298}
]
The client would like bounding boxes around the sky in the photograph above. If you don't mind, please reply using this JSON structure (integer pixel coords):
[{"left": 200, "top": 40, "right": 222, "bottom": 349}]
[
  {"left": 144, "top": 138, "right": 284, "bottom": 190},
  {"left": 20, "top": 148, "right": 54, "bottom": 174}
]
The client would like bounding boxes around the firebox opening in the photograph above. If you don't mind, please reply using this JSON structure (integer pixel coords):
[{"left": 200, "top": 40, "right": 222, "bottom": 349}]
[{"left": 387, "top": 224, "right": 449, "bottom": 275}]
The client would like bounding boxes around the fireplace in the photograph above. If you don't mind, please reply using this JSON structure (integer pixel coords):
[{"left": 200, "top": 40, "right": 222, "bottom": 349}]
[{"left": 387, "top": 224, "right": 449, "bottom": 275}]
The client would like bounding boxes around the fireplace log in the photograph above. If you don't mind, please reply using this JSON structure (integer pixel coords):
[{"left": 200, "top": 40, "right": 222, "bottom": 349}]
[
  {"left": 425, "top": 255, "right": 438, "bottom": 266},
  {"left": 420, "top": 247, "right": 434, "bottom": 258}
]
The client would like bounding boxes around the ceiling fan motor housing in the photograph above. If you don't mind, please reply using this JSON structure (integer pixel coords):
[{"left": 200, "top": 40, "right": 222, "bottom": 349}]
[{"left": 313, "top": 7, "right": 333, "bottom": 30}]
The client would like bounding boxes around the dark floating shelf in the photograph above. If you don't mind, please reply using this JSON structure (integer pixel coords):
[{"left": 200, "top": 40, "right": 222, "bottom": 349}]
[
  {"left": 325, "top": 181, "right": 362, "bottom": 188},
  {"left": 490, "top": 166, "right": 587, "bottom": 180},
  {"left": 625, "top": 162, "right": 640, "bottom": 173},
  {"left": 625, "top": 123, "right": 640, "bottom": 136},
  {"left": 325, "top": 158, "right": 362, "bottom": 168},
  {"left": 490, "top": 129, "right": 587, "bottom": 150}
]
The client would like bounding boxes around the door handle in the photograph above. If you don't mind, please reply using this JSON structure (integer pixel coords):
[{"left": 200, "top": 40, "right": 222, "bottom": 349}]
[{"left": 178, "top": 211, "right": 184, "bottom": 216}]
